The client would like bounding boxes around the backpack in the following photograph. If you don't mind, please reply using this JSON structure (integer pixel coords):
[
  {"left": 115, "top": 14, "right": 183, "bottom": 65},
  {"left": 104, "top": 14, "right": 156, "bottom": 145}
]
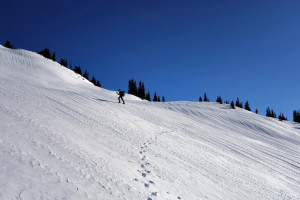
[{"left": 119, "top": 91, "right": 125, "bottom": 97}]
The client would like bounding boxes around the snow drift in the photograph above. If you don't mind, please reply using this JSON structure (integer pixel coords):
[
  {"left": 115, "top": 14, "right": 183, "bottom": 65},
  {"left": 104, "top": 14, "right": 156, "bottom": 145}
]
[{"left": 0, "top": 45, "right": 300, "bottom": 200}]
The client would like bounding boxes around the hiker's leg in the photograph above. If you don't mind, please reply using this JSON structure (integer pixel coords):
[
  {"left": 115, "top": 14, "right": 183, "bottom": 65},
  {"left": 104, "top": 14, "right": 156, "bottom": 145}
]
[
  {"left": 121, "top": 97, "right": 125, "bottom": 104},
  {"left": 118, "top": 97, "right": 121, "bottom": 103}
]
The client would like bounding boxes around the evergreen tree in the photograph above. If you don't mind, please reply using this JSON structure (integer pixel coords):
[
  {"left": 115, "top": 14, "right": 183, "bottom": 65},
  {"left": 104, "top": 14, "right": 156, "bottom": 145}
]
[
  {"left": 235, "top": 97, "right": 243, "bottom": 108},
  {"left": 145, "top": 91, "right": 151, "bottom": 101},
  {"left": 137, "top": 81, "right": 142, "bottom": 98},
  {"left": 266, "top": 107, "right": 271, "bottom": 117},
  {"left": 255, "top": 109, "right": 258, "bottom": 114},
  {"left": 266, "top": 107, "right": 276, "bottom": 118},
  {"left": 83, "top": 70, "right": 89, "bottom": 80},
  {"left": 91, "top": 76, "right": 96, "bottom": 85},
  {"left": 216, "top": 96, "right": 223, "bottom": 104},
  {"left": 128, "top": 79, "right": 137, "bottom": 96},
  {"left": 293, "top": 110, "right": 300, "bottom": 123},
  {"left": 204, "top": 93, "right": 209, "bottom": 102},
  {"left": 199, "top": 96, "right": 202, "bottom": 102},
  {"left": 244, "top": 101, "right": 251, "bottom": 111},
  {"left": 235, "top": 98, "right": 240, "bottom": 107},
  {"left": 69, "top": 62, "right": 73, "bottom": 70},
  {"left": 132, "top": 80, "right": 137, "bottom": 96},
  {"left": 153, "top": 92, "right": 158, "bottom": 102},
  {"left": 39, "top": 48, "right": 51, "bottom": 59},
  {"left": 4, "top": 40, "right": 13, "bottom": 48},
  {"left": 96, "top": 80, "right": 102, "bottom": 87},
  {"left": 73, "top": 66, "right": 82, "bottom": 75},
  {"left": 158, "top": 96, "right": 161, "bottom": 102},
  {"left": 278, "top": 112, "right": 287, "bottom": 121},
  {"left": 230, "top": 101, "right": 235, "bottom": 109},
  {"left": 51, "top": 52, "right": 56, "bottom": 62},
  {"left": 137, "top": 81, "right": 145, "bottom": 99},
  {"left": 60, "top": 59, "right": 68, "bottom": 67},
  {"left": 141, "top": 82, "right": 145, "bottom": 99},
  {"left": 162, "top": 96, "right": 165, "bottom": 102},
  {"left": 271, "top": 110, "right": 276, "bottom": 118}
]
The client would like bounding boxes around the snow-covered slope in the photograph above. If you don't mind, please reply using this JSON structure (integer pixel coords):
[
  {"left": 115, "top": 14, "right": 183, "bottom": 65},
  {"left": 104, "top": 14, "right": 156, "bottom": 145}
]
[{"left": 0, "top": 45, "right": 300, "bottom": 200}]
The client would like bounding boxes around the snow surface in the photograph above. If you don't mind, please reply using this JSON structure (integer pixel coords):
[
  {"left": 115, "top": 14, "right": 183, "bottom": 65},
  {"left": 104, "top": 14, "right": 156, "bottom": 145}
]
[{"left": 0, "top": 45, "right": 300, "bottom": 200}]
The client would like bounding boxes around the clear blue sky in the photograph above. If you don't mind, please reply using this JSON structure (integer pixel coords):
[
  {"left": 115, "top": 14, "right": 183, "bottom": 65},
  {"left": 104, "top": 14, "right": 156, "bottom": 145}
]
[{"left": 1, "top": 0, "right": 299, "bottom": 120}]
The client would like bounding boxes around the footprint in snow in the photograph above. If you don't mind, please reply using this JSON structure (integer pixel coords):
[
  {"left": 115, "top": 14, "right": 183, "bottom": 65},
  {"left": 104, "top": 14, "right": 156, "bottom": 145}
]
[{"left": 151, "top": 192, "right": 157, "bottom": 196}]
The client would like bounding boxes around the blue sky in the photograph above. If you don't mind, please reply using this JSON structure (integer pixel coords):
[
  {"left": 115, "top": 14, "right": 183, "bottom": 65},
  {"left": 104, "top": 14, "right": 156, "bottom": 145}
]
[{"left": 1, "top": 0, "right": 299, "bottom": 120}]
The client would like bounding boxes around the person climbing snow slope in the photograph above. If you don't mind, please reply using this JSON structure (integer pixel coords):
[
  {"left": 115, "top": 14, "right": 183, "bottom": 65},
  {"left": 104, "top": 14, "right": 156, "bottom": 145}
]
[{"left": 116, "top": 89, "right": 125, "bottom": 104}]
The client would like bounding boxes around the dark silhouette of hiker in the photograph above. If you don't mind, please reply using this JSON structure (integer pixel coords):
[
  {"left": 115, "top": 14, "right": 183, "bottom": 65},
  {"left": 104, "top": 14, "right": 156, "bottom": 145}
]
[{"left": 116, "top": 89, "right": 125, "bottom": 104}]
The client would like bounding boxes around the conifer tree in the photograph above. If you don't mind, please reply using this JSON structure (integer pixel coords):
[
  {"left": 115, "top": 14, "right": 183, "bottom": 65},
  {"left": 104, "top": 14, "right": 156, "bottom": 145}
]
[
  {"left": 137, "top": 81, "right": 146, "bottom": 99},
  {"left": 141, "top": 82, "right": 145, "bottom": 99},
  {"left": 244, "top": 101, "right": 251, "bottom": 111},
  {"left": 128, "top": 79, "right": 137, "bottom": 96},
  {"left": 60, "top": 59, "right": 68, "bottom": 67},
  {"left": 216, "top": 96, "right": 222, "bottom": 104},
  {"left": 266, "top": 107, "right": 276, "bottom": 118},
  {"left": 199, "top": 96, "right": 202, "bottom": 102},
  {"left": 39, "top": 48, "right": 51, "bottom": 59},
  {"left": 153, "top": 92, "right": 158, "bottom": 102},
  {"left": 235, "top": 98, "right": 239, "bottom": 107},
  {"left": 51, "top": 52, "right": 56, "bottom": 61},
  {"left": 266, "top": 107, "right": 271, "bottom": 117},
  {"left": 235, "top": 98, "right": 243, "bottom": 108},
  {"left": 96, "top": 80, "right": 102, "bottom": 87},
  {"left": 83, "top": 70, "right": 89, "bottom": 80},
  {"left": 204, "top": 93, "right": 209, "bottom": 102},
  {"left": 4, "top": 40, "right": 13, "bottom": 48},
  {"left": 73, "top": 66, "right": 82, "bottom": 75},
  {"left": 138, "top": 81, "right": 142, "bottom": 98},
  {"left": 91, "top": 76, "right": 96, "bottom": 85},
  {"left": 255, "top": 109, "right": 258, "bottom": 114},
  {"left": 293, "top": 110, "right": 300, "bottom": 123},
  {"left": 158, "top": 96, "right": 161, "bottom": 102},
  {"left": 145, "top": 91, "right": 151, "bottom": 101},
  {"left": 162, "top": 96, "right": 165, "bottom": 102},
  {"left": 271, "top": 110, "right": 276, "bottom": 118},
  {"left": 230, "top": 101, "right": 235, "bottom": 109},
  {"left": 278, "top": 112, "right": 287, "bottom": 121}
]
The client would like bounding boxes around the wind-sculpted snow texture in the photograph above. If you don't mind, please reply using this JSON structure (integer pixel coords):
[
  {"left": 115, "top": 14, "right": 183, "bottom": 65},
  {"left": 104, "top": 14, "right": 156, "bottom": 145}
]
[{"left": 0, "top": 45, "right": 300, "bottom": 200}]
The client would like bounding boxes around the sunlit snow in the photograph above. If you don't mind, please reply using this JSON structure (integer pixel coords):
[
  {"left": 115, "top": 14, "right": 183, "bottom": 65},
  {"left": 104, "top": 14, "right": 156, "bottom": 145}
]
[{"left": 0, "top": 45, "right": 300, "bottom": 200}]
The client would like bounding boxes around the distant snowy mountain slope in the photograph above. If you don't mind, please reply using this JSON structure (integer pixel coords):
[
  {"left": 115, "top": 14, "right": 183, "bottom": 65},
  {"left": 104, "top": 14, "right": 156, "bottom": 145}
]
[{"left": 0, "top": 45, "right": 300, "bottom": 200}]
